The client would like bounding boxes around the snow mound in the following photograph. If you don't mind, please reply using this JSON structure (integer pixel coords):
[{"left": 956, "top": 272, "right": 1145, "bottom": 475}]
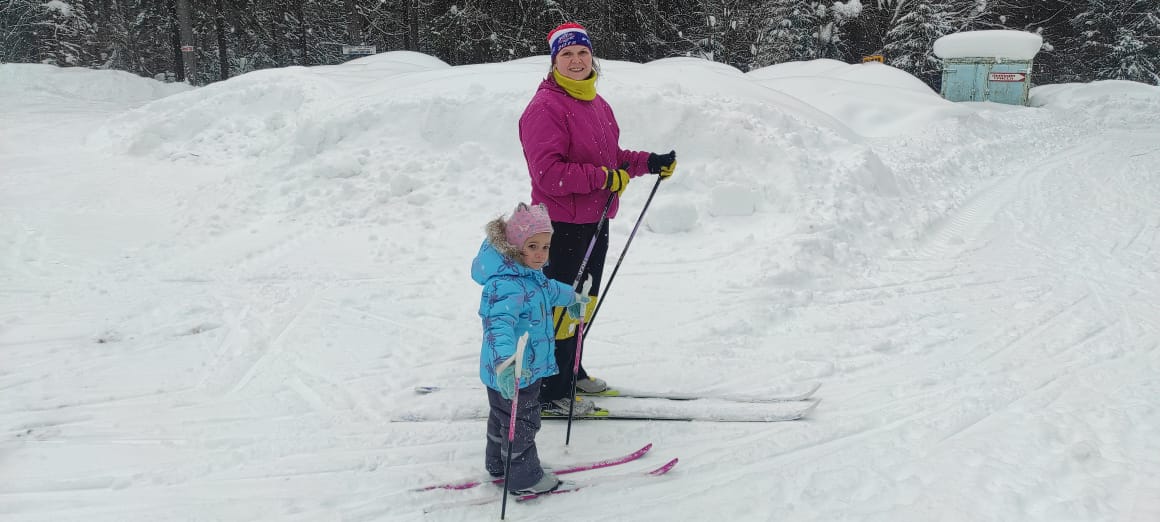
[
  {"left": 341, "top": 50, "right": 451, "bottom": 70},
  {"left": 90, "top": 67, "right": 343, "bottom": 162},
  {"left": 1031, "top": 80, "right": 1160, "bottom": 129},
  {"left": 647, "top": 200, "right": 699, "bottom": 234},
  {"left": 83, "top": 54, "right": 936, "bottom": 274},
  {"left": 747, "top": 59, "right": 851, "bottom": 79},
  {"left": 0, "top": 64, "right": 190, "bottom": 109},
  {"left": 645, "top": 56, "right": 746, "bottom": 77},
  {"left": 709, "top": 184, "right": 759, "bottom": 217},
  {"left": 750, "top": 60, "right": 962, "bottom": 138}
]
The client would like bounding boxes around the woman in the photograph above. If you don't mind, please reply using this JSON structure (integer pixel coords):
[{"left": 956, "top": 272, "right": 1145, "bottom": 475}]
[{"left": 518, "top": 22, "right": 678, "bottom": 416}]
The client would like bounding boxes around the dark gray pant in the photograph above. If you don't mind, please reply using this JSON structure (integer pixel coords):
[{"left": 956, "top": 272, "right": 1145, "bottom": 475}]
[
  {"left": 541, "top": 221, "right": 607, "bottom": 401},
  {"left": 485, "top": 381, "right": 544, "bottom": 491}
]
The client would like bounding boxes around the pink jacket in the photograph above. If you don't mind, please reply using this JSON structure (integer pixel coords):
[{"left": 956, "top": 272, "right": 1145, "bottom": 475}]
[{"left": 519, "top": 76, "right": 650, "bottom": 224}]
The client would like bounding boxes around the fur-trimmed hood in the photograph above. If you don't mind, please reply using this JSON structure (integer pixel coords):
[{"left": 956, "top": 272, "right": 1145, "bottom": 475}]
[
  {"left": 484, "top": 216, "right": 522, "bottom": 262},
  {"left": 471, "top": 217, "right": 540, "bottom": 287}
]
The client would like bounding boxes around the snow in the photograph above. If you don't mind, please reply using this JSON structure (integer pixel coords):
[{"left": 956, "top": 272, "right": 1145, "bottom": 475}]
[
  {"left": 748, "top": 59, "right": 964, "bottom": 138},
  {"left": 933, "top": 30, "right": 1045, "bottom": 60},
  {"left": 3, "top": 54, "right": 1160, "bottom": 522},
  {"left": 42, "top": 0, "right": 73, "bottom": 16}
]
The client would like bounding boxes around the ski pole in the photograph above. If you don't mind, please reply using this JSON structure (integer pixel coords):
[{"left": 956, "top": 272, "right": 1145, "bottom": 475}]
[
  {"left": 498, "top": 332, "right": 529, "bottom": 520},
  {"left": 583, "top": 174, "right": 664, "bottom": 338},
  {"left": 565, "top": 276, "right": 593, "bottom": 445},
  {"left": 550, "top": 165, "right": 623, "bottom": 340}
]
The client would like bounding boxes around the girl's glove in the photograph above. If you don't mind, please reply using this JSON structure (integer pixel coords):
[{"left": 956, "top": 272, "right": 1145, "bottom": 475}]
[
  {"left": 566, "top": 293, "right": 592, "bottom": 320},
  {"left": 496, "top": 365, "right": 530, "bottom": 400}
]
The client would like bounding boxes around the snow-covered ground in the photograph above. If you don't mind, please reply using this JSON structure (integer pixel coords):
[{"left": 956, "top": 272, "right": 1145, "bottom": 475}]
[{"left": 2, "top": 54, "right": 1160, "bottom": 521}]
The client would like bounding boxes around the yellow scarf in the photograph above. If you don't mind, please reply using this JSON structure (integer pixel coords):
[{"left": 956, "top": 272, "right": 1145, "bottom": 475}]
[{"left": 552, "top": 69, "right": 598, "bottom": 101}]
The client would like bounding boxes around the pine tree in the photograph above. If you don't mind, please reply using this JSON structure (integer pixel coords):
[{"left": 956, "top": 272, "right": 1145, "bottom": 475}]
[
  {"left": 882, "top": 0, "right": 958, "bottom": 85},
  {"left": 0, "top": 0, "right": 42, "bottom": 63},
  {"left": 981, "top": 0, "right": 1085, "bottom": 84},
  {"left": 753, "top": 0, "right": 816, "bottom": 66},
  {"left": 1076, "top": 0, "right": 1160, "bottom": 84},
  {"left": 34, "top": 0, "right": 100, "bottom": 66},
  {"left": 841, "top": 1, "right": 890, "bottom": 63}
]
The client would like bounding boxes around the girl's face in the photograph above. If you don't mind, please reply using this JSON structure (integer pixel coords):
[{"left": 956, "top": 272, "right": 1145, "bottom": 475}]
[
  {"left": 520, "top": 232, "right": 552, "bottom": 270},
  {"left": 554, "top": 44, "right": 593, "bottom": 81}
]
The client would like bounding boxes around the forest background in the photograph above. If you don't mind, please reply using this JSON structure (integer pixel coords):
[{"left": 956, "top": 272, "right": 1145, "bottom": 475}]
[{"left": 2, "top": 1, "right": 1158, "bottom": 90}]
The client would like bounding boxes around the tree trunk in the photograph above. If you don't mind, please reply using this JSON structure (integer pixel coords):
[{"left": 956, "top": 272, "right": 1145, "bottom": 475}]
[
  {"left": 345, "top": 0, "right": 361, "bottom": 43},
  {"left": 406, "top": 0, "right": 419, "bottom": 51},
  {"left": 296, "top": 0, "right": 308, "bottom": 65},
  {"left": 214, "top": 0, "right": 229, "bottom": 80},
  {"left": 169, "top": 0, "right": 184, "bottom": 81},
  {"left": 176, "top": 0, "right": 196, "bottom": 83}
]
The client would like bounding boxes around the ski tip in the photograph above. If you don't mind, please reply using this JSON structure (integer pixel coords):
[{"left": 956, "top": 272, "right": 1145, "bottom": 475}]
[
  {"left": 650, "top": 458, "right": 679, "bottom": 475},
  {"left": 414, "top": 386, "right": 438, "bottom": 394},
  {"left": 799, "top": 398, "right": 822, "bottom": 416},
  {"left": 580, "top": 388, "right": 622, "bottom": 397}
]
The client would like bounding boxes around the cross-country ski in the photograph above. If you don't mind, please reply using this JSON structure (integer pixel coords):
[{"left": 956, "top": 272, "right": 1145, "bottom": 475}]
[
  {"left": 413, "top": 381, "right": 821, "bottom": 403},
  {"left": 415, "top": 443, "right": 654, "bottom": 491}
]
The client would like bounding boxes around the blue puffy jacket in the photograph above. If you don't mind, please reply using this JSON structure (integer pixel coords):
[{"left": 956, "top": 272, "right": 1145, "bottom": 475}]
[{"left": 472, "top": 217, "right": 574, "bottom": 391}]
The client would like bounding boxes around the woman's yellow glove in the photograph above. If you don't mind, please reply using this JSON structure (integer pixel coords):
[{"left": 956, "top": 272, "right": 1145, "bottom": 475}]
[{"left": 602, "top": 166, "right": 630, "bottom": 195}]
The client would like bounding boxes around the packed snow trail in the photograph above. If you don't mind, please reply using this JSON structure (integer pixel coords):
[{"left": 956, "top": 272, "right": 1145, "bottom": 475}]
[{"left": 2, "top": 60, "right": 1159, "bottom": 522}]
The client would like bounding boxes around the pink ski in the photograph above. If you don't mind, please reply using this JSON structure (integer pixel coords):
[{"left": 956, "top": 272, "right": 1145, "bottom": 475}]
[
  {"left": 514, "top": 457, "right": 680, "bottom": 501},
  {"left": 416, "top": 443, "right": 653, "bottom": 491}
]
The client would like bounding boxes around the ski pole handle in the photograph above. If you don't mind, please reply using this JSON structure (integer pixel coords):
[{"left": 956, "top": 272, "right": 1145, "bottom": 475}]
[{"left": 505, "top": 332, "right": 529, "bottom": 441}]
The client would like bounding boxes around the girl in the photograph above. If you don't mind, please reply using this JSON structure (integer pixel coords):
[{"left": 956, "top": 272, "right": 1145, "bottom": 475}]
[{"left": 471, "top": 202, "right": 585, "bottom": 494}]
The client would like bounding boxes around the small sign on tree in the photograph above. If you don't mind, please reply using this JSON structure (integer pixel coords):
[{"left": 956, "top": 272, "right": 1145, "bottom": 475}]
[{"left": 342, "top": 45, "right": 377, "bottom": 56}]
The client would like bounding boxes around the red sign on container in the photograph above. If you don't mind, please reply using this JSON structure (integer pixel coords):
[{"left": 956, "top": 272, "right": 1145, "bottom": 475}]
[{"left": 988, "top": 72, "right": 1026, "bottom": 82}]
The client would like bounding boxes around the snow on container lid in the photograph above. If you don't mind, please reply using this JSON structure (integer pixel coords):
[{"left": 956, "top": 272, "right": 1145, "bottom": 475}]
[{"left": 933, "top": 30, "right": 1043, "bottom": 60}]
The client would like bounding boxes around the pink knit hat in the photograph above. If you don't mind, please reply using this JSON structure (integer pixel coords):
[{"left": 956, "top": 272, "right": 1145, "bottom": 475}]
[{"left": 505, "top": 203, "right": 553, "bottom": 247}]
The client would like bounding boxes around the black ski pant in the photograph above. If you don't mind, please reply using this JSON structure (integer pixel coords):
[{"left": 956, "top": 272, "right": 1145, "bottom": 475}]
[
  {"left": 485, "top": 382, "right": 544, "bottom": 490},
  {"left": 540, "top": 221, "right": 608, "bottom": 402}
]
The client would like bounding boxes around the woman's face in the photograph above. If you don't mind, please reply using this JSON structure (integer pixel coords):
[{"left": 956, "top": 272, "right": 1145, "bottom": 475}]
[{"left": 554, "top": 44, "right": 593, "bottom": 81}]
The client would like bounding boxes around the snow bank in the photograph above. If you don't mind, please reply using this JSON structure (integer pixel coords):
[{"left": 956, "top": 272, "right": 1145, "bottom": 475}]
[
  {"left": 80, "top": 54, "right": 918, "bottom": 277},
  {"left": 933, "top": 30, "right": 1043, "bottom": 60},
  {"left": 342, "top": 50, "right": 451, "bottom": 70},
  {"left": 0, "top": 64, "right": 190, "bottom": 109},
  {"left": 1031, "top": 80, "right": 1160, "bottom": 129},
  {"left": 89, "top": 66, "right": 346, "bottom": 162},
  {"left": 750, "top": 59, "right": 964, "bottom": 138},
  {"left": 74, "top": 53, "right": 1126, "bottom": 281}
]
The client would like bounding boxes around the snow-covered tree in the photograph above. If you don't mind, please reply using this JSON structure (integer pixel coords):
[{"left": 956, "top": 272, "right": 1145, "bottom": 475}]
[
  {"left": 751, "top": 0, "right": 860, "bottom": 68},
  {"left": 1076, "top": 0, "right": 1160, "bottom": 84},
  {"left": 0, "top": 0, "right": 1150, "bottom": 86},
  {"left": 35, "top": 0, "right": 98, "bottom": 66},
  {"left": 754, "top": 0, "right": 817, "bottom": 66},
  {"left": 882, "top": 0, "right": 959, "bottom": 84},
  {"left": 1, "top": 0, "right": 40, "bottom": 63}
]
